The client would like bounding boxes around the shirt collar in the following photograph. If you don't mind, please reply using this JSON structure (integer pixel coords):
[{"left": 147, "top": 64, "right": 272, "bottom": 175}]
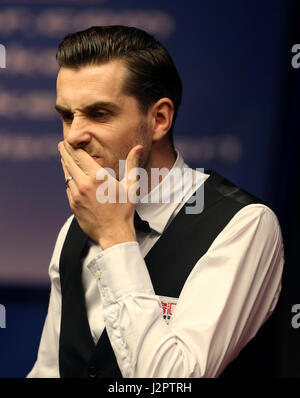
[{"left": 135, "top": 148, "right": 205, "bottom": 235}]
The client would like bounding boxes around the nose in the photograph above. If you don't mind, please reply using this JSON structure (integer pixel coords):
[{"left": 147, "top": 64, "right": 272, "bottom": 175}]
[{"left": 65, "top": 115, "right": 92, "bottom": 148}]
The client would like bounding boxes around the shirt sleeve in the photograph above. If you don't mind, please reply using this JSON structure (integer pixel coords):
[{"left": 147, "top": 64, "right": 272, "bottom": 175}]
[
  {"left": 26, "top": 215, "right": 74, "bottom": 378},
  {"left": 87, "top": 204, "right": 284, "bottom": 378}
]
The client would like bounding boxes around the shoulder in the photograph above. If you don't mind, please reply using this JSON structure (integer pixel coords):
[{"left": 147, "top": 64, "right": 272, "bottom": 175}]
[
  {"left": 232, "top": 203, "right": 282, "bottom": 232},
  {"left": 216, "top": 203, "right": 284, "bottom": 254},
  {"left": 56, "top": 214, "right": 75, "bottom": 243},
  {"left": 202, "top": 170, "right": 283, "bottom": 249},
  {"left": 237, "top": 203, "right": 283, "bottom": 240},
  {"left": 48, "top": 214, "right": 75, "bottom": 278},
  {"left": 204, "top": 169, "right": 267, "bottom": 207}
]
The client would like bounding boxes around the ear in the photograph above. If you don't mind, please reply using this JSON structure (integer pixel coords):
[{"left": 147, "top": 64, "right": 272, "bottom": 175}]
[{"left": 150, "top": 98, "right": 174, "bottom": 143}]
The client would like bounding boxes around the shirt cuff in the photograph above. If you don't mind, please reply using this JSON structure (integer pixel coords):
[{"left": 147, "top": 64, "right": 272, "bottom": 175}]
[{"left": 87, "top": 241, "right": 155, "bottom": 302}]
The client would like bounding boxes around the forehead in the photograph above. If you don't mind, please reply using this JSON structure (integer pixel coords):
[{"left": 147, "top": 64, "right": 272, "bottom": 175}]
[{"left": 56, "top": 61, "right": 129, "bottom": 108}]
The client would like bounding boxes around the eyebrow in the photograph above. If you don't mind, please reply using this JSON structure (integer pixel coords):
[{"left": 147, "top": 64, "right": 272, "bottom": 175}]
[{"left": 54, "top": 101, "right": 120, "bottom": 114}]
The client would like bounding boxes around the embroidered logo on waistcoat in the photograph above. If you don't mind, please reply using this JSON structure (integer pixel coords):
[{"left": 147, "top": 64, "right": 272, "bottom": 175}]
[{"left": 159, "top": 296, "right": 178, "bottom": 324}]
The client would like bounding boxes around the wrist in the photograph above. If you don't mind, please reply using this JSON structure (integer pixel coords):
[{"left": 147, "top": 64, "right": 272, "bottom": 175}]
[{"left": 98, "top": 226, "right": 136, "bottom": 250}]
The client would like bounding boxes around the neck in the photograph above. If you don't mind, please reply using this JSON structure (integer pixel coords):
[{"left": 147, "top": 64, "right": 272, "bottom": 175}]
[{"left": 144, "top": 140, "right": 177, "bottom": 195}]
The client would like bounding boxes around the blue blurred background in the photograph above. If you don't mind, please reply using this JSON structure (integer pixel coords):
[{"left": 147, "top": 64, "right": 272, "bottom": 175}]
[{"left": 0, "top": 0, "right": 299, "bottom": 377}]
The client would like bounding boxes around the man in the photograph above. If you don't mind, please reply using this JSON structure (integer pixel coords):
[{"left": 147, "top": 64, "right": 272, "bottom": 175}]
[{"left": 27, "top": 26, "right": 284, "bottom": 378}]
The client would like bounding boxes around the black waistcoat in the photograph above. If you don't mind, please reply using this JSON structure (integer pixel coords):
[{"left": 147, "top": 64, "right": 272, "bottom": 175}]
[{"left": 58, "top": 169, "right": 273, "bottom": 378}]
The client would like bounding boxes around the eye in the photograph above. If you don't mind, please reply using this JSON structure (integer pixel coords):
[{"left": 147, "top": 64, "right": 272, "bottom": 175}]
[
  {"left": 61, "top": 113, "right": 73, "bottom": 124},
  {"left": 90, "top": 110, "right": 109, "bottom": 119}
]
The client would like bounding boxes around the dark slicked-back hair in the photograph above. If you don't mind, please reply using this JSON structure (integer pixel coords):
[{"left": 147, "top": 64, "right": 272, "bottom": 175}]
[{"left": 56, "top": 25, "right": 183, "bottom": 148}]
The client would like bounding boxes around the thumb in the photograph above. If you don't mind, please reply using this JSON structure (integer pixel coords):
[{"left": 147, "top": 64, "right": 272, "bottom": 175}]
[{"left": 124, "top": 145, "right": 144, "bottom": 203}]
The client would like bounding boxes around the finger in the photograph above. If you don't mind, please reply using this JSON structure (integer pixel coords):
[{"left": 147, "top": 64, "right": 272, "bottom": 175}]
[
  {"left": 124, "top": 145, "right": 143, "bottom": 203},
  {"left": 63, "top": 140, "right": 100, "bottom": 175},
  {"left": 60, "top": 157, "right": 77, "bottom": 208},
  {"left": 58, "top": 141, "right": 88, "bottom": 186},
  {"left": 65, "top": 177, "right": 74, "bottom": 206},
  {"left": 61, "top": 156, "right": 79, "bottom": 193},
  {"left": 60, "top": 157, "right": 72, "bottom": 187}
]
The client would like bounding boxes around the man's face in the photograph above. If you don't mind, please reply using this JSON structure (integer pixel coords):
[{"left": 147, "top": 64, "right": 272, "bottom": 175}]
[{"left": 56, "top": 61, "right": 152, "bottom": 180}]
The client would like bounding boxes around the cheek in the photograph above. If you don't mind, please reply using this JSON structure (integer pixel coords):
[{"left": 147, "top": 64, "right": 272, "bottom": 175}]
[
  {"left": 62, "top": 124, "right": 70, "bottom": 139},
  {"left": 97, "top": 118, "right": 148, "bottom": 157},
  {"left": 105, "top": 128, "right": 134, "bottom": 151}
]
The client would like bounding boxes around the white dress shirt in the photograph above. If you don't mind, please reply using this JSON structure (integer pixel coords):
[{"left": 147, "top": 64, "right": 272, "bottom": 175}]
[{"left": 27, "top": 149, "right": 284, "bottom": 378}]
